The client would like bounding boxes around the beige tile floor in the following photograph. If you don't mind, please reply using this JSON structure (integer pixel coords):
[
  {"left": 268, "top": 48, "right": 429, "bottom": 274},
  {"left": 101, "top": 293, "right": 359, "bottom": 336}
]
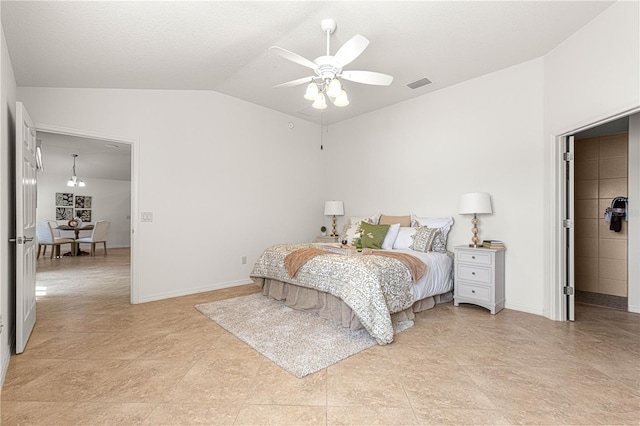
[{"left": 1, "top": 247, "right": 639, "bottom": 425}]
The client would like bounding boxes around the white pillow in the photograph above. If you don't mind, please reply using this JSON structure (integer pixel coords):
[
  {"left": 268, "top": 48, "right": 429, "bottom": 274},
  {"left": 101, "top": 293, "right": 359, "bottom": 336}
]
[
  {"left": 381, "top": 223, "right": 401, "bottom": 250},
  {"left": 392, "top": 227, "right": 417, "bottom": 249},
  {"left": 410, "top": 215, "right": 454, "bottom": 239}
]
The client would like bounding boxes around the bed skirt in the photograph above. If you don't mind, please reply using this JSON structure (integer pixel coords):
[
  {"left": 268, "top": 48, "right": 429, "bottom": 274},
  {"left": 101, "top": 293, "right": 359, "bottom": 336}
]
[{"left": 255, "top": 278, "right": 453, "bottom": 331}]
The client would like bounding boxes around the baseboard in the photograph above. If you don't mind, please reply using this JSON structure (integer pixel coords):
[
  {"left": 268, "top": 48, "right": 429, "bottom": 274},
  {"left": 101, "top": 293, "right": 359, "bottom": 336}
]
[
  {"left": 628, "top": 304, "right": 640, "bottom": 314},
  {"left": 135, "top": 279, "right": 254, "bottom": 304},
  {"left": 504, "top": 301, "right": 545, "bottom": 317},
  {"left": 1, "top": 329, "right": 15, "bottom": 387}
]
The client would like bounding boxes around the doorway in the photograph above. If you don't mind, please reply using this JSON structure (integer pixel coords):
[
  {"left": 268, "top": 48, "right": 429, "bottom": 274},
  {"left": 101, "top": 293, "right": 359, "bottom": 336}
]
[
  {"left": 556, "top": 111, "right": 639, "bottom": 320},
  {"left": 34, "top": 128, "right": 134, "bottom": 301},
  {"left": 573, "top": 118, "right": 629, "bottom": 312}
]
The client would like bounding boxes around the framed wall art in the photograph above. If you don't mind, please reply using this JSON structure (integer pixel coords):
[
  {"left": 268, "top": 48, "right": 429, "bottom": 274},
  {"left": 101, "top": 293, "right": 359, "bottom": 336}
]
[
  {"left": 75, "top": 195, "right": 92, "bottom": 209},
  {"left": 75, "top": 209, "right": 92, "bottom": 222},
  {"left": 56, "top": 207, "right": 73, "bottom": 220},
  {"left": 55, "top": 192, "right": 74, "bottom": 207}
]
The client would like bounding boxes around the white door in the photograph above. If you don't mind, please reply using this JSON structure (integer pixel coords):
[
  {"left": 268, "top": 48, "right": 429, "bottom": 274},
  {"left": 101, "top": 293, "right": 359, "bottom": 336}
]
[
  {"left": 563, "top": 136, "right": 576, "bottom": 321},
  {"left": 15, "top": 101, "right": 38, "bottom": 353}
]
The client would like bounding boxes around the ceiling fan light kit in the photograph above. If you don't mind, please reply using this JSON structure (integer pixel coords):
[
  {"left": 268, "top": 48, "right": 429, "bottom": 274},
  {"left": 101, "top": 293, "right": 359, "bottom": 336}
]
[{"left": 271, "top": 18, "right": 392, "bottom": 111}]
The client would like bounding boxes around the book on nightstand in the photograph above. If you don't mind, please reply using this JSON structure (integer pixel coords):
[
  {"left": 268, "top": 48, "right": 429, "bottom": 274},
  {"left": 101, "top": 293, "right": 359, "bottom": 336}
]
[{"left": 482, "top": 240, "right": 505, "bottom": 249}]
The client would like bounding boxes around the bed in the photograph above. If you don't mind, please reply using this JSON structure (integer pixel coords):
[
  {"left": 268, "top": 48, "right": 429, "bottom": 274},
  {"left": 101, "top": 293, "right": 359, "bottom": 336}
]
[{"left": 250, "top": 214, "right": 454, "bottom": 345}]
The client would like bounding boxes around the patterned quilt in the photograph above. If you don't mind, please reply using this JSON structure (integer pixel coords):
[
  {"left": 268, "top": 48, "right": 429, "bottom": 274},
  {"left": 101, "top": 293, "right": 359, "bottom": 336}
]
[{"left": 250, "top": 243, "right": 419, "bottom": 344}]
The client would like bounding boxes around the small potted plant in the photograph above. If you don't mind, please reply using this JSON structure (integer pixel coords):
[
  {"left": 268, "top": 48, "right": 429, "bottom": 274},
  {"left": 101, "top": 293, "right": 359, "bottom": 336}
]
[{"left": 320, "top": 225, "right": 327, "bottom": 236}]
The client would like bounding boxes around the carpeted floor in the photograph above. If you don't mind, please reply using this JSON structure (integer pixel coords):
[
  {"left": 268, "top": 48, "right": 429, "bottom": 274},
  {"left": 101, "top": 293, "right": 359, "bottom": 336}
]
[{"left": 195, "top": 293, "right": 412, "bottom": 378}]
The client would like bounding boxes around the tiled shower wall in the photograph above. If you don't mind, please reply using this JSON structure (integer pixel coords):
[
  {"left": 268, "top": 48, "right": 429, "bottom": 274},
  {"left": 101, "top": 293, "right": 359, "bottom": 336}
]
[{"left": 575, "top": 133, "right": 628, "bottom": 297}]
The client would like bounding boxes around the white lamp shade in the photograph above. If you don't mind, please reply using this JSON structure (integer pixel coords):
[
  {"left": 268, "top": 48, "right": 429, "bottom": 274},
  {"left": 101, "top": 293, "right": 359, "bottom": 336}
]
[
  {"left": 333, "top": 90, "right": 349, "bottom": 107},
  {"left": 326, "top": 78, "right": 342, "bottom": 98},
  {"left": 312, "top": 92, "right": 327, "bottom": 110},
  {"left": 304, "top": 82, "right": 319, "bottom": 100},
  {"left": 324, "top": 201, "right": 344, "bottom": 216},
  {"left": 459, "top": 192, "right": 492, "bottom": 214}
]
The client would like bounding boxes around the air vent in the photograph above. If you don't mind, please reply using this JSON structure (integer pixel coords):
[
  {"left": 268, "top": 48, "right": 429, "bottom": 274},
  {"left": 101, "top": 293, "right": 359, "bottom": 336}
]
[{"left": 406, "top": 77, "right": 432, "bottom": 90}]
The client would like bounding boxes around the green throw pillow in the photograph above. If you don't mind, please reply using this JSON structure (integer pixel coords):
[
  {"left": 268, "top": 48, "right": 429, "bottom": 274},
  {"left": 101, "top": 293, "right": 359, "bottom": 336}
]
[{"left": 360, "top": 222, "right": 390, "bottom": 250}]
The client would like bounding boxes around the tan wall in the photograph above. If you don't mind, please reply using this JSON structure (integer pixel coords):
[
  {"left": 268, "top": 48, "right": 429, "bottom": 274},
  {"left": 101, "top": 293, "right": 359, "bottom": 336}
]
[{"left": 575, "top": 133, "right": 628, "bottom": 297}]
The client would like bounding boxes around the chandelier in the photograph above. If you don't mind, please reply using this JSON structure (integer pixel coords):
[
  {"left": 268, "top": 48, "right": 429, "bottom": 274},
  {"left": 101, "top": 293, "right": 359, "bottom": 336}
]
[{"left": 67, "top": 154, "right": 85, "bottom": 187}]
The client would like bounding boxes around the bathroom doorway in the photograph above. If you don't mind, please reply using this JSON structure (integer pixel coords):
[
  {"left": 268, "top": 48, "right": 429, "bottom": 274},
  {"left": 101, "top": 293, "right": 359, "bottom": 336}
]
[{"left": 573, "top": 118, "right": 630, "bottom": 311}]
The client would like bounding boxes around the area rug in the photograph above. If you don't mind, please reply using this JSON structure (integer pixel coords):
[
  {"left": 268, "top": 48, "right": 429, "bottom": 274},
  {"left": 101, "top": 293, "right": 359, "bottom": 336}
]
[{"left": 195, "top": 293, "right": 412, "bottom": 378}]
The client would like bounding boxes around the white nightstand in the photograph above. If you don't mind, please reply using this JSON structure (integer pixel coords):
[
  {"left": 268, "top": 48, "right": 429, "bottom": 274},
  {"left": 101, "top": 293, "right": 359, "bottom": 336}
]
[
  {"left": 454, "top": 246, "right": 505, "bottom": 314},
  {"left": 316, "top": 235, "right": 339, "bottom": 243}
]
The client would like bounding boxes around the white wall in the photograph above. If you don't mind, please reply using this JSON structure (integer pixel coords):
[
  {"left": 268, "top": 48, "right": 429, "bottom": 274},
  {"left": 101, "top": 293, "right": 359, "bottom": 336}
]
[
  {"left": 543, "top": 1, "right": 640, "bottom": 318},
  {"left": 17, "top": 87, "right": 323, "bottom": 303},
  {"left": 323, "top": 58, "right": 546, "bottom": 314},
  {"left": 36, "top": 173, "right": 131, "bottom": 247},
  {"left": 0, "top": 23, "right": 17, "bottom": 384},
  {"left": 544, "top": 1, "right": 640, "bottom": 136}
]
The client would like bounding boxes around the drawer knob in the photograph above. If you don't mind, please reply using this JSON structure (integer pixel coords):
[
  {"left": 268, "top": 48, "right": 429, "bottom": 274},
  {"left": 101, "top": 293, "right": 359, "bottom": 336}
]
[
  {"left": 472, "top": 272, "right": 476, "bottom": 275},
  {"left": 472, "top": 256, "right": 476, "bottom": 259},
  {"left": 471, "top": 290, "right": 476, "bottom": 293}
]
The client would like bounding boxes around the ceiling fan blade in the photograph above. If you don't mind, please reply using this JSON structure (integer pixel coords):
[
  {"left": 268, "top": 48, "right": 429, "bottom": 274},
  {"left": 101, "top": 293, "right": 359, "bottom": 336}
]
[
  {"left": 273, "top": 76, "right": 313, "bottom": 89},
  {"left": 340, "top": 70, "right": 394, "bottom": 86},
  {"left": 269, "top": 46, "right": 319, "bottom": 70},
  {"left": 334, "top": 34, "right": 369, "bottom": 67}
]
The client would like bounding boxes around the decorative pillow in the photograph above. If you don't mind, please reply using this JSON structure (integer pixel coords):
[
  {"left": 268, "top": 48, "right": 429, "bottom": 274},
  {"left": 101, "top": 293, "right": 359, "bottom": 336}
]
[
  {"left": 381, "top": 223, "right": 401, "bottom": 250},
  {"left": 339, "top": 215, "right": 380, "bottom": 246},
  {"left": 431, "top": 230, "right": 447, "bottom": 253},
  {"left": 411, "top": 215, "right": 453, "bottom": 248},
  {"left": 379, "top": 214, "right": 411, "bottom": 227},
  {"left": 410, "top": 215, "right": 454, "bottom": 240},
  {"left": 392, "top": 227, "right": 417, "bottom": 250},
  {"left": 359, "top": 222, "right": 390, "bottom": 250},
  {"left": 410, "top": 227, "right": 443, "bottom": 253}
]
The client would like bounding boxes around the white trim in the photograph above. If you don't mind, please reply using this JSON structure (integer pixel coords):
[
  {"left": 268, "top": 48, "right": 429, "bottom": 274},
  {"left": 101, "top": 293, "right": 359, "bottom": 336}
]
[
  {"left": 136, "top": 280, "right": 253, "bottom": 304},
  {"left": 548, "top": 107, "right": 640, "bottom": 321},
  {"left": 33, "top": 123, "right": 140, "bottom": 303},
  {"left": 504, "top": 301, "right": 545, "bottom": 316},
  {"left": 0, "top": 330, "right": 14, "bottom": 386}
]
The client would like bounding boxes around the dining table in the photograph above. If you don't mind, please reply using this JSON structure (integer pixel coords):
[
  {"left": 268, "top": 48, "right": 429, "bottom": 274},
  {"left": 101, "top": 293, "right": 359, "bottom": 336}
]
[{"left": 57, "top": 224, "right": 94, "bottom": 256}]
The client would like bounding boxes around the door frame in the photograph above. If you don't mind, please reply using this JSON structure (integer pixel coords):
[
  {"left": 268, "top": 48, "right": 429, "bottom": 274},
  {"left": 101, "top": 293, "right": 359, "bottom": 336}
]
[
  {"left": 549, "top": 107, "right": 640, "bottom": 320},
  {"left": 34, "top": 123, "right": 140, "bottom": 303}
]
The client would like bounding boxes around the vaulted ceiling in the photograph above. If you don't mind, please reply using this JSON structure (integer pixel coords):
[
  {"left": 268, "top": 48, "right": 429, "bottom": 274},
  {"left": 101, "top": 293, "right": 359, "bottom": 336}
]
[
  {"left": 3, "top": 1, "right": 613, "bottom": 126},
  {"left": 3, "top": 1, "right": 615, "bottom": 181}
]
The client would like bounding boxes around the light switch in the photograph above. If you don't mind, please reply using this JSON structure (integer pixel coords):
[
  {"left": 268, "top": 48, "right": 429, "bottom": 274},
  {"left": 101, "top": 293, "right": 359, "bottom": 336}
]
[{"left": 141, "top": 212, "right": 153, "bottom": 222}]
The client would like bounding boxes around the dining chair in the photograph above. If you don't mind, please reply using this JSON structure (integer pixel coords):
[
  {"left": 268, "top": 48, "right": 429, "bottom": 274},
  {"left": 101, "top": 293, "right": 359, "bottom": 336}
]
[
  {"left": 36, "top": 221, "right": 76, "bottom": 259},
  {"left": 40, "top": 220, "right": 61, "bottom": 258},
  {"left": 76, "top": 220, "right": 110, "bottom": 256}
]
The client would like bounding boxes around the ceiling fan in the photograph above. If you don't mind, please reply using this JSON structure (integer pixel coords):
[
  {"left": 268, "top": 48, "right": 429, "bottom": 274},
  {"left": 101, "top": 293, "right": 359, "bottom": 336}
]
[{"left": 270, "top": 18, "right": 394, "bottom": 110}]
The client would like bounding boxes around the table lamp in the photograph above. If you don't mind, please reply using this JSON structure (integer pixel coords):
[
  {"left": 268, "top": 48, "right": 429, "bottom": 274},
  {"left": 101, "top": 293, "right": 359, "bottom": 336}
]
[
  {"left": 459, "top": 192, "right": 492, "bottom": 248},
  {"left": 324, "top": 201, "right": 344, "bottom": 237}
]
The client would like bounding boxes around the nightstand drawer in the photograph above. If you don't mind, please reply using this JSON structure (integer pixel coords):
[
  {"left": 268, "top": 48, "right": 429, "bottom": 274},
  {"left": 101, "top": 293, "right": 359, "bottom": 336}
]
[
  {"left": 457, "top": 282, "right": 491, "bottom": 302},
  {"left": 457, "top": 251, "right": 492, "bottom": 265},
  {"left": 458, "top": 265, "right": 491, "bottom": 284}
]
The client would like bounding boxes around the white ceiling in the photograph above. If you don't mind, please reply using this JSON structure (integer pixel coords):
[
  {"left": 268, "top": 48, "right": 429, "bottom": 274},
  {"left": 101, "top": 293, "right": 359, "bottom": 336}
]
[
  {"left": 37, "top": 132, "right": 131, "bottom": 182},
  {"left": 3, "top": 1, "right": 614, "bottom": 127},
  {"left": 2, "top": 1, "right": 614, "bottom": 182}
]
